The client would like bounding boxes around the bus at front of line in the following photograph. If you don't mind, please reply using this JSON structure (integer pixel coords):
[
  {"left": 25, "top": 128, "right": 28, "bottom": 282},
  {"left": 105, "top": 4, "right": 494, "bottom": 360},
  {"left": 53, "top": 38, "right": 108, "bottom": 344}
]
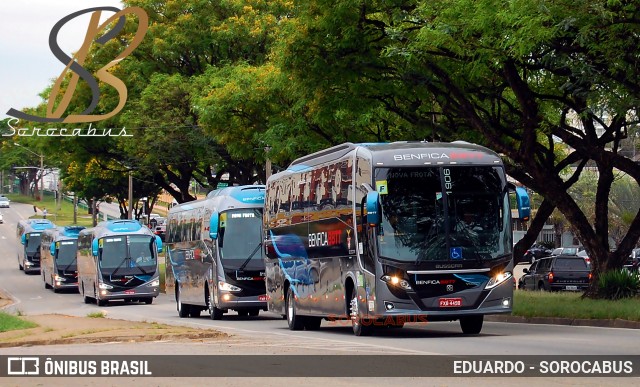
[
  {"left": 17, "top": 219, "right": 56, "bottom": 274},
  {"left": 40, "top": 226, "right": 86, "bottom": 292},
  {"left": 263, "top": 141, "right": 531, "bottom": 336},
  {"left": 165, "top": 185, "right": 266, "bottom": 320},
  {"left": 77, "top": 220, "right": 162, "bottom": 306}
]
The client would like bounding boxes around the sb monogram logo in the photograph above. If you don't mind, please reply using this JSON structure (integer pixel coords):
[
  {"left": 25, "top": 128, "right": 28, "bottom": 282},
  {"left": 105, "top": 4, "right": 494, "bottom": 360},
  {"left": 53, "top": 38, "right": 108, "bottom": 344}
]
[{"left": 6, "top": 7, "right": 148, "bottom": 123}]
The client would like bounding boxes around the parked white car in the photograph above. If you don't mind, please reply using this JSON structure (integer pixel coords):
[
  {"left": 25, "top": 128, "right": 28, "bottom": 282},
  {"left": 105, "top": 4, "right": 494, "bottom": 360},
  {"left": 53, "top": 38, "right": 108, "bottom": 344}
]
[{"left": 0, "top": 195, "right": 10, "bottom": 208}]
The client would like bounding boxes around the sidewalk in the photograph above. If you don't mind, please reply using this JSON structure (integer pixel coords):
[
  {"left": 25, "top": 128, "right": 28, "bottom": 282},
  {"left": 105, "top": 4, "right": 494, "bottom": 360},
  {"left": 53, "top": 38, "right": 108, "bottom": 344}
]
[{"left": 486, "top": 314, "right": 640, "bottom": 329}]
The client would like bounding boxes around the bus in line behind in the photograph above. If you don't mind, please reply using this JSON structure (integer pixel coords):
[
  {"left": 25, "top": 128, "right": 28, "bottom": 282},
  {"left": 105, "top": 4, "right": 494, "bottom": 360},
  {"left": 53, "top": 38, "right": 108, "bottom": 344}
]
[
  {"left": 17, "top": 219, "right": 56, "bottom": 274},
  {"left": 77, "top": 220, "right": 162, "bottom": 306},
  {"left": 165, "top": 185, "right": 266, "bottom": 319},
  {"left": 40, "top": 226, "right": 86, "bottom": 292}
]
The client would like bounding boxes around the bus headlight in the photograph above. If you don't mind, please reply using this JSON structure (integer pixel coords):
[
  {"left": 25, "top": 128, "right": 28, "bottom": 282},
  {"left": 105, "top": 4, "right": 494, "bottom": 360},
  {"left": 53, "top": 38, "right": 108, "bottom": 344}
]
[
  {"left": 149, "top": 279, "right": 160, "bottom": 287},
  {"left": 485, "top": 272, "right": 512, "bottom": 290},
  {"left": 381, "top": 275, "right": 412, "bottom": 291},
  {"left": 54, "top": 275, "right": 66, "bottom": 282},
  {"left": 218, "top": 281, "right": 242, "bottom": 292},
  {"left": 98, "top": 282, "right": 113, "bottom": 290}
]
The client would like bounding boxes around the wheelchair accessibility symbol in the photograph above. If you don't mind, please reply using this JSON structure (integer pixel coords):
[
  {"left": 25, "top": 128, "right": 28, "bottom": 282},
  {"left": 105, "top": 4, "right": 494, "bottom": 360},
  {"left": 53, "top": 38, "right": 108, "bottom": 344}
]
[{"left": 450, "top": 247, "right": 462, "bottom": 260}]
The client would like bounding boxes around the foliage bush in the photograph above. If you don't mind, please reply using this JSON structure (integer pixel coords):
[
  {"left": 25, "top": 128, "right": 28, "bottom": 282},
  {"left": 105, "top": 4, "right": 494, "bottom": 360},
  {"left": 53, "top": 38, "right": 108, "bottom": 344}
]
[{"left": 597, "top": 269, "right": 640, "bottom": 300}]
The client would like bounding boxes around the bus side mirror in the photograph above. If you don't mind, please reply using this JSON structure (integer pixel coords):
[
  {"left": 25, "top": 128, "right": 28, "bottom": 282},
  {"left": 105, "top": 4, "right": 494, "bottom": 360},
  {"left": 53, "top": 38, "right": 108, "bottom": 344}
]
[
  {"left": 155, "top": 235, "right": 163, "bottom": 253},
  {"left": 366, "top": 191, "right": 381, "bottom": 226},
  {"left": 209, "top": 212, "right": 219, "bottom": 239},
  {"left": 92, "top": 239, "right": 99, "bottom": 257},
  {"left": 50, "top": 242, "right": 56, "bottom": 256},
  {"left": 21, "top": 234, "right": 26, "bottom": 245},
  {"left": 515, "top": 187, "right": 531, "bottom": 220}
]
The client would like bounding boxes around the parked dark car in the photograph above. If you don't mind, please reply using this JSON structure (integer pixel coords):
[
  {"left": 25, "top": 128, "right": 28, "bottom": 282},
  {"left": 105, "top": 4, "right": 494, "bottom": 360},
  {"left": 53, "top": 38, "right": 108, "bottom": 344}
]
[
  {"left": 522, "top": 243, "right": 552, "bottom": 264},
  {"left": 518, "top": 255, "right": 591, "bottom": 291},
  {"left": 624, "top": 248, "right": 640, "bottom": 273}
]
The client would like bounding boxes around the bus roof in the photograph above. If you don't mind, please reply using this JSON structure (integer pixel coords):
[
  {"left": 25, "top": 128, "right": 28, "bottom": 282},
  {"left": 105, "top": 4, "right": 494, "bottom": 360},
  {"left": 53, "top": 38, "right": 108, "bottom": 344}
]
[
  {"left": 170, "top": 185, "right": 265, "bottom": 215},
  {"left": 18, "top": 219, "right": 56, "bottom": 233},
  {"left": 79, "top": 220, "right": 154, "bottom": 239},
  {"left": 286, "top": 141, "right": 501, "bottom": 172}
]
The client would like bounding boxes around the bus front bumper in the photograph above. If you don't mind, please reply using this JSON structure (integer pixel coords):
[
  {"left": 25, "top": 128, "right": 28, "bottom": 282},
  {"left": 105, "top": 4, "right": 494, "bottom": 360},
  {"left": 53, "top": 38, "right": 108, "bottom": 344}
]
[
  {"left": 215, "top": 293, "right": 267, "bottom": 311},
  {"left": 98, "top": 288, "right": 160, "bottom": 300}
]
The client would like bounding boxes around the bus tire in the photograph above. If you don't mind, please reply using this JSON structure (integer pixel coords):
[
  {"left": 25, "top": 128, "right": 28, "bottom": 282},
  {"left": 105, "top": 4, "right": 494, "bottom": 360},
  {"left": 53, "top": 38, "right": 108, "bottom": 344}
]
[
  {"left": 248, "top": 308, "right": 260, "bottom": 317},
  {"left": 304, "top": 317, "right": 322, "bottom": 331},
  {"left": 237, "top": 310, "right": 248, "bottom": 317},
  {"left": 460, "top": 315, "right": 484, "bottom": 334},
  {"left": 207, "top": 291, "right": 224, "bottom": 320},
  {"left": 82, "top": 284, "right": 91, "bottom": 304},
  {"left": 350, "top": 287, "right": 373, "bottom": 336},
  {"left": 286, "top": 287, "right": 305, "bottom": 331},
  {"left": 176, "top": 287, "right": 191, "bottom": 318},
  {"left": 44, "top": 274, "right": 52, "bottom": 289},
  {"left": 97, "top": 298, "right": 108, "bottom": 307},
  {"left": 144, "top": 297, "right": 153, "bottom": 305},
  {"left": 18, "top": 256, "right": 23, "bottom": 271}
]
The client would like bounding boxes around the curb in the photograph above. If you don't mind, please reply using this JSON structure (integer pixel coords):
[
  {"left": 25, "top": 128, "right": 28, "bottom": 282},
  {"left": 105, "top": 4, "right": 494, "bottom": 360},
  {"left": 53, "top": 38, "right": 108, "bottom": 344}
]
[{"left": 485, "top": 315, "right": 640, "bottom": 329}]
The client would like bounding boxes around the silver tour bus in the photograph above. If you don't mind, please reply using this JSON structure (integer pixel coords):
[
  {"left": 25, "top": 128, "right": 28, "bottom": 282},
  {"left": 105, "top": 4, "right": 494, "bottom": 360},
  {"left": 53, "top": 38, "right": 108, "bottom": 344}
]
[
  {"left": 263, "top": 142, "right": 530, "bottom": 336},
  {"left": 165, "top": 185, "right": 266, "bottom": 319},
  {"left": 17, "top": 219, "right": 56, "bottom": 273},
  {"left": 40, "top": 226, "right": 86, "bottom": 292},
  {"left": 77, "top": 220, "right": 162, "bottom": 306}
]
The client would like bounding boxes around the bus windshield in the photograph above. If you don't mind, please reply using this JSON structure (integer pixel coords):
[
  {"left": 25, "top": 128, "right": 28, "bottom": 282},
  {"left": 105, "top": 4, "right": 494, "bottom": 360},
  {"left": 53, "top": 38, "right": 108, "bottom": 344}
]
[
  {"left": 26, "top": 233, "right": 42, "bottom": 253},
  {"left": 56, "top": 241, "right": 78, "bottom": 266},
  {"left": 375, "top": 166, "right": 511, "bottom": 263},
  {"left": 98, "top": 235, "right": 157, "bottom": 273},
  {"left": 218, "top": 209, "right": 263, "bottom": 269}
]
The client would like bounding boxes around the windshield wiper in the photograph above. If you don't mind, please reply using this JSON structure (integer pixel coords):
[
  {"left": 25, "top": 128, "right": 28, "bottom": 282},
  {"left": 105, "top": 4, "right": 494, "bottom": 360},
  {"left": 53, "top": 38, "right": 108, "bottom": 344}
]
[
  {"left": 130, "top": 258, "right": 150, "bottom": 275},
  {"left": 109, "top": 256, "right": 130, "bottom": 278},
  {"left": 61, "top": 256, "right": 77, "bottom": 273},
  {"left": 238, "top": 242, "right": 262, "bottom": 272}
]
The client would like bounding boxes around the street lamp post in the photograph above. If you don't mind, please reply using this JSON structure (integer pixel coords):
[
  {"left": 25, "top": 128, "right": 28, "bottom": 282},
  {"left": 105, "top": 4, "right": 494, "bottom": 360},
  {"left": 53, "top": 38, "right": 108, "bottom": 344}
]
[{"left": 13, "top": 143, "right": 44, "bottom": 201}]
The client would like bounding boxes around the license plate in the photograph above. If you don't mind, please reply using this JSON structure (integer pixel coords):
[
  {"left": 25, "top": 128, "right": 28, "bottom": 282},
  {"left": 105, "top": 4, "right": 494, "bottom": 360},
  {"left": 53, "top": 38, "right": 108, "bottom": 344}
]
[
  {"left": 124, "top": 290, "right": 135, "bottom": 294},
  {"left": 439, "top": 298, "right": 462, "bottom": 307},
  {"left": 258, "top": 295, "right": 267, "bottom": 301},
  {"left": 566, "top": 285, "right": 578, "bottom": 291}
]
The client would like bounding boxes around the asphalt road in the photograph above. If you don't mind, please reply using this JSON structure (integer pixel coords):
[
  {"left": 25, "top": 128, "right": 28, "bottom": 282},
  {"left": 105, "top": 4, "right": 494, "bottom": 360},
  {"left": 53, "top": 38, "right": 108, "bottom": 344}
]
[{"left": 1, "top": 203, "right": 639, "bottom": 386}]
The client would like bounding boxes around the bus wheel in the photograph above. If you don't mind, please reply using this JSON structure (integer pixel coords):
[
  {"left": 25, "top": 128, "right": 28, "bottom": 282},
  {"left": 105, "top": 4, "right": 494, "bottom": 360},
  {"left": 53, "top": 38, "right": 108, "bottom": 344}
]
[
  {"left": 97, "top": 299, "right": 108, "bottom": 307},
  {"left": 248, "top": 308, "right": 260, "bottom": 317},
  {"left": 237, "top": 310, "right": 248, "bottom": 317},
  {"left": 304, "top": 317, "right": 322, "bottom": 331},
  {"left": 460, "top": 315, "right": 484, "bottom": 334},
  {"left": 44, "top": 274, "right": 52, "bottom": 289},
  {"left": 208, "top": 292, "right": 224, "bottom": 320},
  {"left": 82, "top": 284, "right": 91, "bottom": 304},
  {"left": 286, "top": 287, "right": 305, "bottom": 330},
  {"left": 18, "top": 256, "right": 23, "bottom": 271},
  {"left": 51, "top": 276, "right": 60, "bottom": 293},
  {"left": 176, "top": 287, "right": 191, "bottom": 318},
  {"left": 143, "top": 297, "right": 153, "bottom": 305},
  {"left": 350, "top": 288, "right": 373, "bottom": 336}
]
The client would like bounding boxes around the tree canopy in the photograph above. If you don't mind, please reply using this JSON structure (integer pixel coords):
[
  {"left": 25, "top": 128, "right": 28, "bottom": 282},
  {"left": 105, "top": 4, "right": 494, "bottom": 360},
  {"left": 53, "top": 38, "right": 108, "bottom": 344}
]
[{"left": 2, "top": 0, "right": 640, "bottom": 293}]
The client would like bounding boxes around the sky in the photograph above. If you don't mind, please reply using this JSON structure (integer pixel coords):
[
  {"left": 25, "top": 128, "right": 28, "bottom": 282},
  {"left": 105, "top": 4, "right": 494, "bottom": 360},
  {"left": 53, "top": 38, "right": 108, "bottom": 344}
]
[{"left": 0, "top": 0, "right": 124, "bottom": 120}]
